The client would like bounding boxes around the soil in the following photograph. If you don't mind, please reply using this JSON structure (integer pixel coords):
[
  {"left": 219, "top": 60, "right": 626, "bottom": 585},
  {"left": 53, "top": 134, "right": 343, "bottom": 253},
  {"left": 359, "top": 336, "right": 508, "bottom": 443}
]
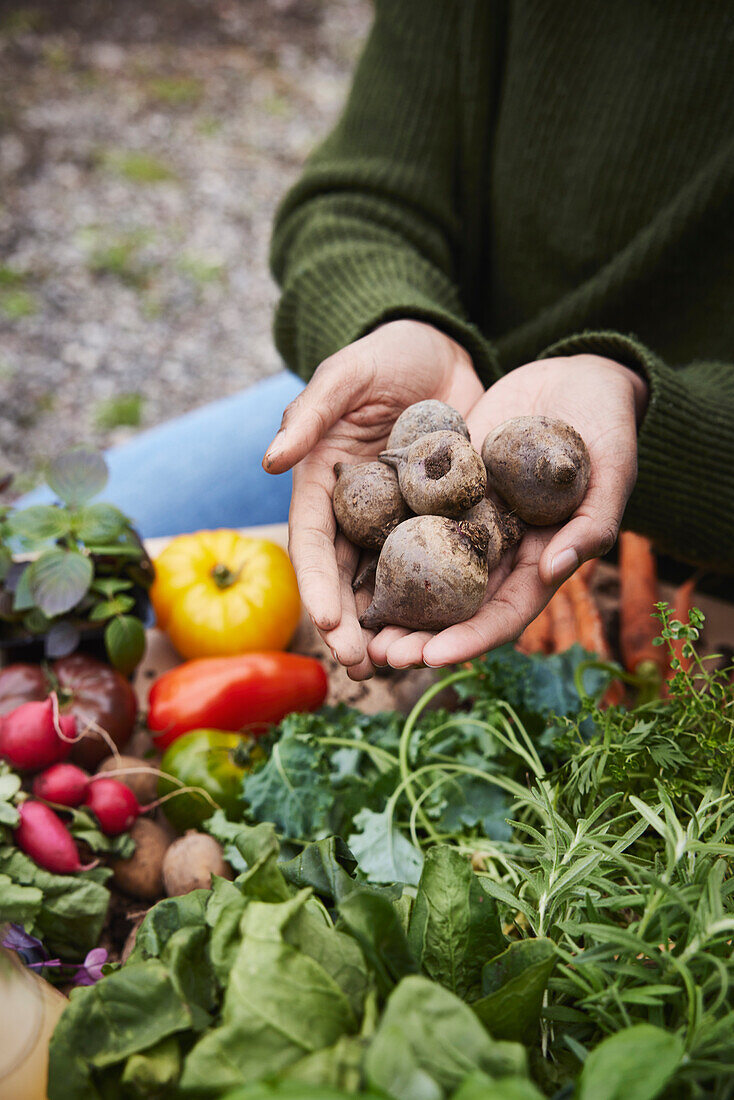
[{"left": 0, "top": 0, "right": 371, "bottom": 499}]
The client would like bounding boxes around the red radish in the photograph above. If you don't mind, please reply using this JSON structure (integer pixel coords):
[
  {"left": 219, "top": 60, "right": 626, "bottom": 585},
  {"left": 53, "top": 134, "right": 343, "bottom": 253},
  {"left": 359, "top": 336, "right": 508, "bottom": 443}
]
[
  {"left": 32, "top": 763, "right": 90, "bottom": 807},
  {"left": 15, "top": 801, "right": 87, "bottom": 874},
  {"left": 0, "top": 699, "right": 73, "bottom": 772},
  {"left": 84, "top": 778, "right": 139, "bottom": 835}
]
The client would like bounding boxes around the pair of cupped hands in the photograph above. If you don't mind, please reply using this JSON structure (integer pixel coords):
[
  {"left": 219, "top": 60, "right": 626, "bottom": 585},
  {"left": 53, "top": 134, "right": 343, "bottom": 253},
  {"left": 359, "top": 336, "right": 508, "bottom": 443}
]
[{"left": 263, "top": 320, "right": 648, "bottom": 680}]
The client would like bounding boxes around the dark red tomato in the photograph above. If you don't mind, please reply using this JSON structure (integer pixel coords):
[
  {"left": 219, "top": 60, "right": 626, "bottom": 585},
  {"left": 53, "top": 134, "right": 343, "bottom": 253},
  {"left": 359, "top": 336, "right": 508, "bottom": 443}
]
[{"left": 0, "top": 655, "right": 137, "bottom": 769}]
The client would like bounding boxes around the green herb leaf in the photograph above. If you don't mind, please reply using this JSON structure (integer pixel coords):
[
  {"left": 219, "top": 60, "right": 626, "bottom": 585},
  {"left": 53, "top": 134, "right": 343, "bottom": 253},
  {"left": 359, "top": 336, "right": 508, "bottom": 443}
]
[
  {"left": 47, "top": 449, "right": 108, "bottom": 506},
  {"left": 72, "top": 502, "right": 129, "bottom": 543},
  {"left": 7, "top": 504, "right": 72, "bottom": 543},
  {"left": 45, "top": 619, "right": 81, "bottom": 658},
  {"left": 91, "top": 577, "right": 134, "bottom": 598},
  {"left": 408, "top": 846, "right": 506, "bottom": 1001},
  {"left": 11, "top": 562, "right": 35, "bottom": 611},
  {"left": 26, "top": 548, "right": 93, "bottom": 616},
  {"left": 105, "top": 614, "right": 146, "bottom": 674},
  {"left": 576, "top": 1024, "right": 684, "bottom": 1100},
  {"left": 472, "top": 938, "right": 556, "bottom": 1042},
  {"left": 89, "top": 595, "right": 135, "bottom": 620}
]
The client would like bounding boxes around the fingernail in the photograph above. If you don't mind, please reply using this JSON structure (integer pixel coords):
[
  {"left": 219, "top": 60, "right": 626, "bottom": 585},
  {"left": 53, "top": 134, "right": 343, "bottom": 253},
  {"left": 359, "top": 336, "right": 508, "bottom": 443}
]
[
  {"left": 330, "top": 648, "right": 338, "bottom": 661},
  {"left": 551, "top": 547, "right": 579, "bottom": 583}
]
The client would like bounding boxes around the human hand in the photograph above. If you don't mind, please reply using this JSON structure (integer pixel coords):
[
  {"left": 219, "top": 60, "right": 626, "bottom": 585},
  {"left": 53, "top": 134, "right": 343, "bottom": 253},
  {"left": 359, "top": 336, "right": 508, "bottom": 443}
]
[
  {"left": 262, "top": 320, "right": 484, "bottom": 677},
  {"left": 367, "top": 354, "right": 648, "bottom": 670}
]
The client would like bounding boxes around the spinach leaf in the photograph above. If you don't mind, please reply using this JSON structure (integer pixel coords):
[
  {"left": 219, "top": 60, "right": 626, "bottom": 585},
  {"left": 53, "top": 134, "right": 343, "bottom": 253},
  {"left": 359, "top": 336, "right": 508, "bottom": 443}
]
[
  {"left": 0, "top": 767, "right": 21, "bottom": 827},
  {"left": 0, "top": 842, "right": 110, "bottom": 957},
  {"left": 219, "top": 1083, "right": 383, "bottom": 1099},
  {"left": 180, "top": 892, "right": 363, "bottom": 1095},
  {"left": 451, "top": 1072, "right": 545, "bottom": 1099},
  {"left": 364, "top": 975, "right": 527, "bottom": 1100},
  {"left": 0, "top": 871, "right": 42, "bottom": 924},
  {"left": 279, "top": 836, "right": 360, "bottom": 902},
  {"left": 130, "top": 889, "right": 209, "bottom": 963},
  {"left": 338, "top": 889, "right": 419, "bottom": 997},
  {"left": 576, "top": 1024, "right": 684, "bottom": 1100},
  {"left": 206, "top": 875, "right": 248, "bottom": 986},
  {"left": 348, "top": 807, "right": 424, "bottom": 886},
  {"left": 48, "top": 960, "right": 193, "bottom": 1100},
  {"left": 120, "top": 1035, "right": 182, "bottom": 1097},
  {"left": 408, "top": 846, "right": 506, "bottom": 1001},
  {"left": 472, "top": 939, "right": 556, "bottom": 1042}
]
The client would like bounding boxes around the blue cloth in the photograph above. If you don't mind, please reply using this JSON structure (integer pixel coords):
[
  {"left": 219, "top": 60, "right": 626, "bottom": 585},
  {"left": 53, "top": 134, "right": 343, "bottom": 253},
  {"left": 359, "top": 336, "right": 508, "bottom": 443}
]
[{"left": 19, "top": 371, "right": 305, "bottom": 538}]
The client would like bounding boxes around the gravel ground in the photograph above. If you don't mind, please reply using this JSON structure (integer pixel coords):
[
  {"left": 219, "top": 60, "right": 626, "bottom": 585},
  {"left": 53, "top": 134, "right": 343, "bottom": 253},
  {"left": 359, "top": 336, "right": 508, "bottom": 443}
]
[{"left": 0, "top": 0, "right": 371, "bottom": 498}]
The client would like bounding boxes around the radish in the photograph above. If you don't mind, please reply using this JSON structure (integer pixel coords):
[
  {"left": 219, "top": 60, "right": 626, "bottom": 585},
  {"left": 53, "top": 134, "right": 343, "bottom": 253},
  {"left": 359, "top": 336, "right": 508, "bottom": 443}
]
[
  {"left": 32, "top": 763, "right": 90, "bottom": 807},
  {"left": 15, "top": 801, "right": 88, "bottom": 874},
  {"left": 0, "top": 699, "right": 74, "bottom": 772},
  {"left": 84, "top": 778, "right": 140, "bottom": 835}
]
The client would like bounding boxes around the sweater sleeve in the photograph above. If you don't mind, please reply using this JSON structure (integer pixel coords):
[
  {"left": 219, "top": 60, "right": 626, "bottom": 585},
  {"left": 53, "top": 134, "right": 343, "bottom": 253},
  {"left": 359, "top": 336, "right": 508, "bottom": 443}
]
[
  {"left": 539, "top": 330, "right": 734, "bottom": 571},
  {"left": 270, "top": 0, "right": 497, "bottom": 383}
]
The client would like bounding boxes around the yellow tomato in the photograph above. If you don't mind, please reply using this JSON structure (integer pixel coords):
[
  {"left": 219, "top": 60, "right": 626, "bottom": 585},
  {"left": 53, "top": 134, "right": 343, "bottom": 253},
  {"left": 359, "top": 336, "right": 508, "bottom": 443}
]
[{"left": 150, "top": 529, "right": 301, "bottom": 659}]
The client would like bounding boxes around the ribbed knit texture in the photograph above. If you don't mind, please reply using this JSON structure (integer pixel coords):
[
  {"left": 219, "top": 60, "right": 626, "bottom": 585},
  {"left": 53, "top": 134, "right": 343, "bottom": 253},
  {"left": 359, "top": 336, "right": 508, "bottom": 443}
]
[{"left": 271, "top": 0, "right": 734, "bottom": 570}]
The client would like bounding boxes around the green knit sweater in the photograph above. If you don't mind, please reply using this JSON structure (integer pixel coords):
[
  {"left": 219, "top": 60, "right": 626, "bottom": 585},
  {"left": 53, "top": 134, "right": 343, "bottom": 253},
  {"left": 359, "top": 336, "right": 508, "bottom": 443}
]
[{"left": 271, "top": 0, "right": 734, "bottom": 571}]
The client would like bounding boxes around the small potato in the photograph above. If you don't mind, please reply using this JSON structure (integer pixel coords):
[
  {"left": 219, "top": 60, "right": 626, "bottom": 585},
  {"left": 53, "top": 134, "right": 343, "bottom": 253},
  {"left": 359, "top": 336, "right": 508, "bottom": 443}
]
[
  {"left": 97, "top": 754, "right": 160, "bottom": 806},
  {"left": 162, "top": 831, "right": 232, "bottom": 896},
  {"left": 111, "top": 818, "right": 169, "bottom": 901}
]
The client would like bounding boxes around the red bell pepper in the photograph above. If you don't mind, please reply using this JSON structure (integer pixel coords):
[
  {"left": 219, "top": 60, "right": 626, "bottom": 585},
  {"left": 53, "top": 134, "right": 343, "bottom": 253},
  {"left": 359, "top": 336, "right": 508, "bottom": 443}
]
[{"left": 147, "top": 651, "right": 328, "bottom": 749}]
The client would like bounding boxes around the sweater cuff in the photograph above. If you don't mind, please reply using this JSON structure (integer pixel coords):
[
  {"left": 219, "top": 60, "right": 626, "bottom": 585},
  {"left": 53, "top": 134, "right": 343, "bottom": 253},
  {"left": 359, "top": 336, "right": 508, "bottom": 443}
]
[
  {"left": 273, "top": 247, "right": 499, "bottom": 385},
  {"left": 537, "top": 330, "right": 734, "bottom": 568}
]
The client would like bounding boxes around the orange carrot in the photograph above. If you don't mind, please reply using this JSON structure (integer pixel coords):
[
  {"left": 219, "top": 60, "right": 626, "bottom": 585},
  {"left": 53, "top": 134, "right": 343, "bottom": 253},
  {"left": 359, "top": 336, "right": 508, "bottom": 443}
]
[
  {"left": 565, "top": 571, "right": 609, "bottom": 659},
  {"left": 565, "top": 568, "right": 625, "bottom": 704},
  {"left": 548, "top": 586, "right": 577, "bottom": 653},
  {"left": 618, "top": 531, "right": 663, "bottom": 673},
  {"left": 517, "top": 605, "right": 553, "bottom": 654}
]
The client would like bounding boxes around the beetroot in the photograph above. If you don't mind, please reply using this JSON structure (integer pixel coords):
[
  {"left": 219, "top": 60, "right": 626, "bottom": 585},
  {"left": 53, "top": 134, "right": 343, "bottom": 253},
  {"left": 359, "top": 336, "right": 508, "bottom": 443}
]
[
  {"left": 15, "top": 800, "right": 85, "bottom": 874},
  {"left": 32, "top": 763, "right": 90, "bottom": 807},
  {"left": 84, "top": 778, "right": 140, "bottom": 835},
  {"left": 0, "top": 698, "right": 74, "bottom": 772}
]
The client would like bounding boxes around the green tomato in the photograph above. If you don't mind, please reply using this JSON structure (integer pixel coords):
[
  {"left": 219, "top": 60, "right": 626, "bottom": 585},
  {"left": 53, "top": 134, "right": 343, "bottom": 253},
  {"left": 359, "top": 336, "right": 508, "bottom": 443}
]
[{"left": 158, "top": 728, "right": 264, "bottom": 831}]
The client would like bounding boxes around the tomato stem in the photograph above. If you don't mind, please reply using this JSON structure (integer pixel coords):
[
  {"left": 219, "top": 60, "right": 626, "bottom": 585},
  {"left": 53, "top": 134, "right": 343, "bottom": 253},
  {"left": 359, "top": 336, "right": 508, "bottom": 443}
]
[{"left": 210, "top": 563, "right": 242, "bottom": 589}]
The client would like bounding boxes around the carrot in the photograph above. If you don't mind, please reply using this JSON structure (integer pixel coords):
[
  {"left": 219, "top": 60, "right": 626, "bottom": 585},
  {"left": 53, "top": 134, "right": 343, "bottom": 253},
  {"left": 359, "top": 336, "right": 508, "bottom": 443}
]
[
  {"left": 565, "top": 571, "right": 609, "bottom": 659},
  {"left": 517, "top": 605, "right": 553, "bottom": 654},
  {"left": 548, "top": 586, "right": 577, "bottom": 653},
  {"left": 618, "top": 531, "right": 663, "bottom": 674}
]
